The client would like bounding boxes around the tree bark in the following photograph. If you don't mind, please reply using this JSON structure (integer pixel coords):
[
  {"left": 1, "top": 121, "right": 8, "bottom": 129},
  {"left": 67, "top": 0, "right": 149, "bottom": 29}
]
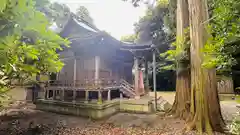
[
  {"left": 187, "top": 0, "right": 225, "bottom": 133},
  {"left": 168, "top": 0, "right": 191, "bottom": 120}
]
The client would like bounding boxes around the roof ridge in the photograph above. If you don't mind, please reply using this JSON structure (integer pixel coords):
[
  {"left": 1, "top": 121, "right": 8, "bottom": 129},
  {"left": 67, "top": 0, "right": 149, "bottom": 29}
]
[{"left": 71, "top": 13, "right": 99, "bottom": 31}]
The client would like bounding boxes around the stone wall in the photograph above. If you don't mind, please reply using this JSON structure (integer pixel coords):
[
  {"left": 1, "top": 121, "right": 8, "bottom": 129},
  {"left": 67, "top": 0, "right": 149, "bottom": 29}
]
[
  {"left": 119, "top": 101, "right": 153, "bottom": 113},
  {"left": 35, "top": 99, "right": 156, "bottom": 119},
  {"left": 35, "top": 100, "right": 119, "bottom": 119}
]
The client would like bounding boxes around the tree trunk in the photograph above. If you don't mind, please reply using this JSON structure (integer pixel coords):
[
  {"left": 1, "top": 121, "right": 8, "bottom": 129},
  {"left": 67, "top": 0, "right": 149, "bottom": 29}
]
[
  {"left": 171, "top": 70, "right": 191, "bottom": 119},
  {"left": 168, "top": 0, "right": 191, "bottom": 120},
  {"left": 187, "top": 0, "right": 225, "bottom": 133}
]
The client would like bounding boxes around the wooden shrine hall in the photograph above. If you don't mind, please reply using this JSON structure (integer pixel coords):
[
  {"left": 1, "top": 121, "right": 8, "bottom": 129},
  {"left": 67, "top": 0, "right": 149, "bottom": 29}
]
[{"left": 44, "top": 14, "right": 157, "bottom": 103}]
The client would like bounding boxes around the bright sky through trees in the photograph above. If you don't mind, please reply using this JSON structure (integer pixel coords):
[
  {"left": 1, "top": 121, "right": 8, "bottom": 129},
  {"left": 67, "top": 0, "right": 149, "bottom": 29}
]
[{"left": 51, "top": 0, "right": 147, "bottom": 39}]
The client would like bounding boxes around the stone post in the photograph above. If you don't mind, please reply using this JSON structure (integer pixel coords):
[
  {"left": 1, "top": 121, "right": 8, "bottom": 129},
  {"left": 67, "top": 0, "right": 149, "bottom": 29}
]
[{"left": 107, "top": 90, "right": 111, "bottom": 101}]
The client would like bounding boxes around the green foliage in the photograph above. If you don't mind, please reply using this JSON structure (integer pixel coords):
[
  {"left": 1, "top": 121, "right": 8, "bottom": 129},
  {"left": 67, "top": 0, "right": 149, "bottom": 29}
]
[
  {"left": 229, "top": 111, "right": 240, "bottom": 135},
  {"left": 76, "top": 6, "right": 94, "bottom": 26},
  {"left": 163, "top": 0, "right": 176, "bottom": 38},
  {"left": 160, "top": 28, "right": 190, "bottom": 71},
  {"left": 129, "top": 0, "right": 172, "bottom": 72},
  {"left": 160, "top": 0, "right": 240, "bottom": 74},
  {"left": 33, "top": 0, "right": 71, "bottom": 29},
  {"left": 236, "top": 95, "right": 240, "bottom": 103},
  {"left": 120, "top": 34, "right": 137, "bottom": 42},
  {"left": 203, "top": 0, "right": 240, "bottom": 73},
  {"left": 0, "top": 0, "right": 70, "bottom": 90}
]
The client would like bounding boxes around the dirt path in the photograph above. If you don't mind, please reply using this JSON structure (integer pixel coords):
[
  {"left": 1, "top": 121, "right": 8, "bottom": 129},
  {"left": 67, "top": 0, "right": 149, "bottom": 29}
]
[
  {"left": 0, "top": 103, "right": 186, "bottom": 135},
  {"left": 0, "top": 102, "right": 235, "bottom": 135}
]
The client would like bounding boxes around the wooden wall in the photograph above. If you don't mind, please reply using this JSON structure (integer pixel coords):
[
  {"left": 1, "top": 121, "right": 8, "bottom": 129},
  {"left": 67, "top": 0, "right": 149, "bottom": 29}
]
[
  {"left": 217, "top": 75, "right": 234, "bottom": 94},
  {"left": 99, "top": 58, "right": 111, "bottom": 79},
  {"left": 58, "top": 59, "right": 74, "bottom": 83},
  {"left": 59, "top": 49, "right": 74, "bottom": 59},
  {"left": 76, "top": 57, "right": 95, "bottom": 80},
  {"left": 57, "top": 50, "right": 133, "bottom": 84},
  {"left": 58, "top": 50, "right": 74, "bottom": 82}
]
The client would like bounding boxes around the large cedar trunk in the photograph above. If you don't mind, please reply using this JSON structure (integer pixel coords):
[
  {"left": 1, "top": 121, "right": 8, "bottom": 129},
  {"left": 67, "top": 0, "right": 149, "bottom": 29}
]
[
  {"left": 169, "top": 0, "right": 191, "bottom": 120},
  {"left": 187, "top": 0, "right": 225, "bottom": 133},
  {"left": 171, "top": 70, "right": 191, "bottom": 119}
]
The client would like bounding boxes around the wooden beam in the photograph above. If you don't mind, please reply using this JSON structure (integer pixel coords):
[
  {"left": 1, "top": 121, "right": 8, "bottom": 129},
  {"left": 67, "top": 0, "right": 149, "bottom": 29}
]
[
  {"left": 73, "top": 58, "right": 77, "bottom": 101},
  {"left": 134, "top": 57, "right": 140, "bottom": 99},
  {"left": 85, "top": 91, "right": 89, "bottom": 103},
  {"left": 144, "top": 60, "right": 149, "bottom": 91},
  {"left": 153, "top": 51, "right": 157, "bottom": 111},
  {"left": 107, "top": 90, "right": 111, "bottom": 101},
  {"left": 95, "top": 56, "right": 100, "bottom": 82},
  {"left": 98, "top": 91, "right": 102, "bottom": 104},
  {"left": 62, "top": 90, "right": 65, "bottom": 101},
  {"left": 120, "top": 48, "right": 152, "bottom": 51},
  {"left": 60, "top": 56, "right": 133, "bottom": 66}
]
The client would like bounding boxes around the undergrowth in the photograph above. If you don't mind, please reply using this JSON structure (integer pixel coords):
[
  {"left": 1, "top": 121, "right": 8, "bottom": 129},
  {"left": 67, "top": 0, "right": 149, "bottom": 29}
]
[
  {"left": 236, "top": 95, "right": 240, "bottom": 103},
  {"left": 229, "top": 108, "right": 240, "bottom": 135}
]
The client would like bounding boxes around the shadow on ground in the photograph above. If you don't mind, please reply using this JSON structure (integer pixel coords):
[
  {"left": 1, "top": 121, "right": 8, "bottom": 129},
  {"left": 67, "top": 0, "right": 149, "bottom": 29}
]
[
  {"left": 0, "top": 100, "right": 237, "bottom": 135},
  {"left": 0, "top": 104, "right": 90, "bottom": 135},
  {"left": 0, "top": 103, "right": 187, "bottom": 135}
]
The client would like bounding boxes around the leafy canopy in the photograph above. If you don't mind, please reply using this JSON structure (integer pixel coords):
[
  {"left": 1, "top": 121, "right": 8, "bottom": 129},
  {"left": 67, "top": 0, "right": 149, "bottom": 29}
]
[
  {"left": 120, "top": 34, "right": 137, "bottom": 42},
  {"left": 0, "top": 0, "right": 70, "bottom": 89},
  {"left": 160, "top": 0, "right": 240, "bottom": 74},
  {"left": 203, "top": 0, "right": 240, "bottom": 74}
]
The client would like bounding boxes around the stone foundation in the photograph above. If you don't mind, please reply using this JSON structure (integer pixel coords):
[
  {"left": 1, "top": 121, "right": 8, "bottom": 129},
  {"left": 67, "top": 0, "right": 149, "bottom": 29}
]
[
  {"left": 35, "top": 97, "right": 171, "bottom": 119},
  {"left": 35, "top": 99, "right": 119, "bottom": 119},
  {"left": 119, "top": 99, "right": 153, "bottom": 113}
]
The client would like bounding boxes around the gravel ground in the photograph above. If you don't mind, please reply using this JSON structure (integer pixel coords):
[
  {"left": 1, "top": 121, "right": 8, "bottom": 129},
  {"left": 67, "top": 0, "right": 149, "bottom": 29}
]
[{"left": 0, "top": 101, "right": 238, "bottom": 135}]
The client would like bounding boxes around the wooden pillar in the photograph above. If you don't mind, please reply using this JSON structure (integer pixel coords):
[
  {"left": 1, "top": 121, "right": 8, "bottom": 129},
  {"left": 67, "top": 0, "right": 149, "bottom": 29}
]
[
  {"left": 53, "top": 90, "right": 56, "bottom": 100},
  {"left": 44, "top": 89, "right": 46, "bottom": 100},
  {"left": 153, "top": 51, "right": 157, "bottom": 111},
  {"left": 110, "top": 70, "right": 112, "bottom": 78},
  {"left": 144, "top": 59, "right": 149, "bottom": 92},
  {"left": 56, "top": 72, "right": 59, "bottom": 80},
  {"left": 107, "top": 90, "right": 111, "bottom": 101},
  {"left": 46, "top": 90, "right": 49, "bottom": 99},
  {"left": 73, "top": 58, "right": 77, "bottom": 86},
  {"left": 36, "top": 74, "right": 40, "bottom": 81},
  {"left": 85, "top": 90, "right": 89, "bottom": 103},
  {"left": 62, "top": 89, "right": 65, "bottom": 101},
  {"left": 73, "top": 58, "right": 77, "bottom": 102},
  {"left": 98, "top": 91, "right": 102, "bottom": 104},
  {"left": 120, "top": 92, "right": 123, "bottom": 99},
  {"left": 95, "top": 56, "right": 100, "bottom": 82},
  {"left": 134, "top": 57, "right": 140, "bottom": 99}
]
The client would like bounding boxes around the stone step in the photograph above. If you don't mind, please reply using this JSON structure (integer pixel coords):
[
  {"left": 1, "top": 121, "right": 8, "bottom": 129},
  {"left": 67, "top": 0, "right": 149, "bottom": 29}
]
[{"left": 151, "top": 96, "right": 172, "bottom": 112}]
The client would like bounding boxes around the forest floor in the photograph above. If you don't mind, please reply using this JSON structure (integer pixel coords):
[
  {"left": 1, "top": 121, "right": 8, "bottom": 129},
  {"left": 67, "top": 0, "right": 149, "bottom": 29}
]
[{"left": 0, "top": 97, "right": 239, "bottom": 135}]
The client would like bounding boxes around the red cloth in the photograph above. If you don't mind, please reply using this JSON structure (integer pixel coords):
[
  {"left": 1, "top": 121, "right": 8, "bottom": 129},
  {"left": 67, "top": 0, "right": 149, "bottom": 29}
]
[{"left": 138, "top": 70, "right": 144, "bottom": 89}]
